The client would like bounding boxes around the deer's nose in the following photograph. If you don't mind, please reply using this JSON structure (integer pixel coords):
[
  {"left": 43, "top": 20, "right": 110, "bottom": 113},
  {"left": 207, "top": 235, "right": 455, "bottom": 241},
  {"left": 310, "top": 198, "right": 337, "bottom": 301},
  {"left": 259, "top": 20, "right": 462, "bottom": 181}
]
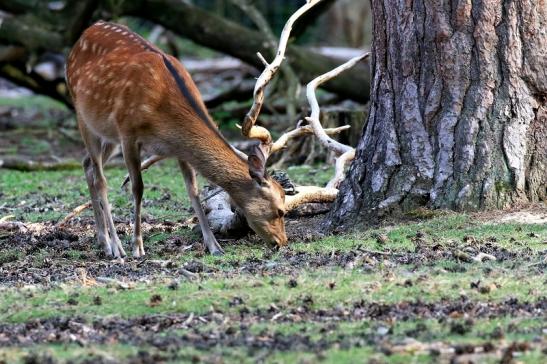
[{"left": 275, "top": 233, "right": 288, "bottom": 247}]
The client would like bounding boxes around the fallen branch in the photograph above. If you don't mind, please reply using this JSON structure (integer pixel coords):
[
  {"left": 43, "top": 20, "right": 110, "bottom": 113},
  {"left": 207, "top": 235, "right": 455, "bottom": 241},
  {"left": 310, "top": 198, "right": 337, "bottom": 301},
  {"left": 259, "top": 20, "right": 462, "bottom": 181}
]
[
  {"left": 472, "top": 252, "right": 497, "bottom": 262},
  {"left": 122, "top": 0, "right": 370, "bottom": 101},
  {"left": 304, "top": 52, "right": 370, "bottom": 188},
  {"left": 285, "top": 186, "right": 338, "bottom": 211},
  {"left": 121, "top": 155, "right": 165, "bottom": 188},
  {"left": 96, "top": 277, "right": 134, "bottom": 289},
  {"left": 56, "top": 202, "right": 92, "bottom": 227}
]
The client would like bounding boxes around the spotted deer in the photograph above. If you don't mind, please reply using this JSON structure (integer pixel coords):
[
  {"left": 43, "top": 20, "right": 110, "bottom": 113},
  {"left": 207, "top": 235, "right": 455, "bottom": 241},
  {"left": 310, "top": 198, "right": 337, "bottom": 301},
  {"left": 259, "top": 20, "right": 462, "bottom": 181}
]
[{"left": 65, "top": 21, "right": 287, "bottom": 258}]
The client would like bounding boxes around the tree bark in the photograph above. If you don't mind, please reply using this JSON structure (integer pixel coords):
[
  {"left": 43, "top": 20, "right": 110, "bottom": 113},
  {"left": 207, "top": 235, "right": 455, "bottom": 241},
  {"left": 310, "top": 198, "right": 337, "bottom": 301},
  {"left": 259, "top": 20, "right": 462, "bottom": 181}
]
[{"left": 326, "top": 0, "right": 546, "bottom": 231}]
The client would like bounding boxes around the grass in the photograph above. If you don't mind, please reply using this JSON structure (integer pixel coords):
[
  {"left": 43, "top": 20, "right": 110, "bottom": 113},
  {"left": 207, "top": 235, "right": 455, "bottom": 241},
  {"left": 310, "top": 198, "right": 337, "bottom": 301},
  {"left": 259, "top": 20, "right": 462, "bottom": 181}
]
[
  {"left": 0, "top": 95, "right": 66, "bottom": 111},
  {"left": 1, "top": 162, "right": 546, "bottom": 363},
  {"left": 0, "top": 160, "right": 192, "bottom": 223},
  {"left": 1, "top": 258, "right": 544, "bottom": 324},
  {"left": 0, "top": 96, "right": 546, "bottom": 363}
]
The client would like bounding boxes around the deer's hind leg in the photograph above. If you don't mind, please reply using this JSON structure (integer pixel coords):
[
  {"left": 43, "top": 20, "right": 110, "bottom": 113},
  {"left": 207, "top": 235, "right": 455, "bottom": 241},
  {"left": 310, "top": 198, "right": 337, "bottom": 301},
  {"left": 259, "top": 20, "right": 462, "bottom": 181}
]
[{"left": 79, "top": 121, "right": 126, "bottom": 259}]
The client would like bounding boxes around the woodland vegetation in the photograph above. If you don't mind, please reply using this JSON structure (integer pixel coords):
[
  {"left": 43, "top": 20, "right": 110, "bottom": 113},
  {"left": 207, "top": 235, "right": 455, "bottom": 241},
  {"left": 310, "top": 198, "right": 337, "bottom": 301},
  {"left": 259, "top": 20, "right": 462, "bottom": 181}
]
[{"left": 0, "top": 1, "right": 545, "bottom": 363}]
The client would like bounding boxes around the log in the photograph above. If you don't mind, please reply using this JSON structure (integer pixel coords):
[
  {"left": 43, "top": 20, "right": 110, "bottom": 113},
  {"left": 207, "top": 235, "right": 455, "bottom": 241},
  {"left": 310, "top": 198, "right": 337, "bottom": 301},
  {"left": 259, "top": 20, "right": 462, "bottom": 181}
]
[
  {"left": 0, "top": 0, "right": 370, "bottom": 102},
  {"left": 287, "top": 202, "right": 331, "bottom": 218},
  {"left": 0, "top": 16, "right": 64, "bottom": 52},
  {"left": 0, "top": 157, "right": 82, "bottom": 171},
  {"left": 200, "top": 186, "right": 249, "bottom": 236},
  {"left": 121, "top": 0, "right": 370, "bottom": 102}
]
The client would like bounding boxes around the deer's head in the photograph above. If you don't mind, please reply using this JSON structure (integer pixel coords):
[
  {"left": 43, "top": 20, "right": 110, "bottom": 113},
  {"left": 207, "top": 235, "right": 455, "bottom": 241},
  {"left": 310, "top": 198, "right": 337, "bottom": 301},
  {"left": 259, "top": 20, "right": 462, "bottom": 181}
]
[{"left": 236, "top": 143, "right": 287, "bottom": 246}]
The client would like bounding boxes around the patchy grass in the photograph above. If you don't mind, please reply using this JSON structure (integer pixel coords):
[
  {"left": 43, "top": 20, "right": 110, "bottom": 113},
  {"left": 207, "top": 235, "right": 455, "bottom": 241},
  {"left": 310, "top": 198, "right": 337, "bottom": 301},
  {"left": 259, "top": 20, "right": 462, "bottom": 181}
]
[
  {"left": 0, "top": 263, "right": 545, "bottom": 324},
  {"left": 286, "top": 164, "right": 335, "bottom": 186},
  {"left": 0, "top": 160, "right": 192, "bottom": 223},
  {"left": 0, "top": 95, "right": 67, "bottom": 111},
  {"left": 1, "top": 136, "right": 546, "bottom": 363}
]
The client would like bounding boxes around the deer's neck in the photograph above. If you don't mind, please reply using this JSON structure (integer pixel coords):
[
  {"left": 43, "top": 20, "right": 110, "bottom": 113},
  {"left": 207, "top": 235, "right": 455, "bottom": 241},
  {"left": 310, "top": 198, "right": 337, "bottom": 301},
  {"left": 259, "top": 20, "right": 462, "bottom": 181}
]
[{"left": 177, "top": 125, "right": 253, "bottom": 199}]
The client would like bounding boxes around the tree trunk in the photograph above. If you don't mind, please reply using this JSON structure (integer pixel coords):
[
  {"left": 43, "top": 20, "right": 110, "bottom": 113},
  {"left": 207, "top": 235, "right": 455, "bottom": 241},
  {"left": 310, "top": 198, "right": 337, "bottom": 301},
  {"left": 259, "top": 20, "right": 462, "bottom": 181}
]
[{"left": 325, "top": 0, "right": 546, "bottom": 231}]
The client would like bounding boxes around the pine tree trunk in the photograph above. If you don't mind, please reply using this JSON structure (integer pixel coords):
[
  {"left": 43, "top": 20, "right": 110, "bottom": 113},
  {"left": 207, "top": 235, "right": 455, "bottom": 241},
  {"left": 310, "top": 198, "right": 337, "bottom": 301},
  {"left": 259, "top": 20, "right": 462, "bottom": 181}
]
[{"left": 325, "top": 0, "right": 546, "bottom": 231}]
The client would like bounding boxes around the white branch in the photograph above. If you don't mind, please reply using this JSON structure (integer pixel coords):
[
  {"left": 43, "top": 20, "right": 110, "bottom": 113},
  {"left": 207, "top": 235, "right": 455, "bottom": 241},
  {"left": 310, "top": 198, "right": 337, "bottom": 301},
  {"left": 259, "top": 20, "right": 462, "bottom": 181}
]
[
  {"left": 285, "top": 186, "right": 338, "bottom": 211},
  {"left": 271, "top": 125, "right": 350, "bottom": 153},
  {"left": 327, "top": 149, "right": 355, "bottom": 189},
  {"left": 241, "top": 0, "right": 322, "bottom": 143},
  {"left": 305, "top": 52, "right": 369, "bottom": 156}
]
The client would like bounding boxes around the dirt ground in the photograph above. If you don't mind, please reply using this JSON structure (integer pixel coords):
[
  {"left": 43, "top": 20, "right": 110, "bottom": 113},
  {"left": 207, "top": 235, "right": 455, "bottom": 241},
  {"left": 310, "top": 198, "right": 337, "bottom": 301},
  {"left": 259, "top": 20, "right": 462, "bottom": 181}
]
[
  {"left": 0, "top": 206, "right": 546, "bottom": 363},
  {"left": 0, "top": 97, "right": 545, "bottom": 363}
]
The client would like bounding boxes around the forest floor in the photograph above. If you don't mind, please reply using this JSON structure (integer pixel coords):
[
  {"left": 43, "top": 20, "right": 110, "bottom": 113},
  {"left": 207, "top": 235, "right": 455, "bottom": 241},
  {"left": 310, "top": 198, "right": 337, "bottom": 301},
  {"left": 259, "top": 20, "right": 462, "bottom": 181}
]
[{"left": 0, "top": 97, "right": 546, "bottom": 363}]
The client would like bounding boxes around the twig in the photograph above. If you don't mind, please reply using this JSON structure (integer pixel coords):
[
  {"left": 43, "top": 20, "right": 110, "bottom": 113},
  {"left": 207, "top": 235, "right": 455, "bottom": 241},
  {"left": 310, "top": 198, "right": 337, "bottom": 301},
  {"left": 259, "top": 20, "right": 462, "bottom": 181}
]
[
  {"left": 180, "top": 269, "right": 198, "bottom": 281},
  {"left": 183, "top": 312, "right": 194, "bottom": 326},
  {"left": 96, "top": 277, "right": 134, "bottom": 289},
  {"left": 0, "top": 215, "right": 15, "bottom": 223},
  {"left": 241, "top": 0, "right": 322, "bottom": 139},
  {"left": 57, "top": 202, "right": 92, "bottom": 227},
  {"left": 359, "top": 248, "right": 406, "bottom": 256}
]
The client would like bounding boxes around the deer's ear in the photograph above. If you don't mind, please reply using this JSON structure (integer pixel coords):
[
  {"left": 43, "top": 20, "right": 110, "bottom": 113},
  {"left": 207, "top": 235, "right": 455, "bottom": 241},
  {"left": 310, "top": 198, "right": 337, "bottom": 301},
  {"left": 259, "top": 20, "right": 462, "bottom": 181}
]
[{"left": 248, "top": 144, "right": 267, "bottom": 184}]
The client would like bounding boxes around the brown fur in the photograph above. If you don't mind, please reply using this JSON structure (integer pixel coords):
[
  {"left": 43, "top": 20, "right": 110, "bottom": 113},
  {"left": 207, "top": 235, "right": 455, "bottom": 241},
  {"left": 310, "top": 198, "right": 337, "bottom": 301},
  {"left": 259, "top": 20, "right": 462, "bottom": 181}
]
[{"left": 66, "top": 21, "right": 287, "bottom": 258}]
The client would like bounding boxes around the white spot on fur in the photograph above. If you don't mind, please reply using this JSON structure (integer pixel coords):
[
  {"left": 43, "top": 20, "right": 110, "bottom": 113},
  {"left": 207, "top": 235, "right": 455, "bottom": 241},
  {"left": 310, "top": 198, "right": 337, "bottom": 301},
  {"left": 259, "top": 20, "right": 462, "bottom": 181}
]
[{"left": 139, "top": 104, "right": 152, "bottom": 113}]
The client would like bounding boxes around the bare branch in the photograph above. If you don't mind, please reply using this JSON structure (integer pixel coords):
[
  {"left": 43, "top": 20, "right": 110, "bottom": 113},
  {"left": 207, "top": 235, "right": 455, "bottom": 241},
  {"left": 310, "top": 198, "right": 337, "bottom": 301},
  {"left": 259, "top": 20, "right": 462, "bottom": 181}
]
[
  {"left": 327, "top": 149, "right": 355, "bottom": 189},
  {"left": 285, "top": 186, "right": 338, "bottom": 211},
  {"left": 241, "top": 0, "right": 322, "bottom": 143},
  {"left": 305, "top": 52, "right": 370, "bottom": 156},
  {"left": 271, "top": 125, "right": 349, "bottom": 153},
  {"left": 57, "top": 202, "right": 92, "bottom": 227},
  {"left": 296, "top": 52, "right": 370, "bottom": 190}
]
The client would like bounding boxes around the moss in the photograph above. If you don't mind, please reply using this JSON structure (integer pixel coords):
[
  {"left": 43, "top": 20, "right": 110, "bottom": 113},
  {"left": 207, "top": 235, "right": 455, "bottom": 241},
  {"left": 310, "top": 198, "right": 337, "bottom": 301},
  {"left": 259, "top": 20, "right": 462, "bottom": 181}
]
[{"left": 495, "top": 180, "right": 513, "bottom": 193}]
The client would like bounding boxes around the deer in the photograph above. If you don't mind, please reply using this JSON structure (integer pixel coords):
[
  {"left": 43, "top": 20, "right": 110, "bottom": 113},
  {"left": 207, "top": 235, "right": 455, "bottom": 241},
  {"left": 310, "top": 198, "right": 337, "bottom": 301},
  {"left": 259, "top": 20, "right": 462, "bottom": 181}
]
[{"left": 65, "top": 20, "right": 288, "bottom": 258}]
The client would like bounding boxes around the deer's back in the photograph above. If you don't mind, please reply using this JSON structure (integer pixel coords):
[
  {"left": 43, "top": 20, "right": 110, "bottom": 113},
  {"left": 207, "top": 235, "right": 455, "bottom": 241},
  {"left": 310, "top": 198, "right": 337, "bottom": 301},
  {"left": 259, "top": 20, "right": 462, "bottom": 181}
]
[{"left": 66, "top": 21, "right": 211, "bottom": 149}]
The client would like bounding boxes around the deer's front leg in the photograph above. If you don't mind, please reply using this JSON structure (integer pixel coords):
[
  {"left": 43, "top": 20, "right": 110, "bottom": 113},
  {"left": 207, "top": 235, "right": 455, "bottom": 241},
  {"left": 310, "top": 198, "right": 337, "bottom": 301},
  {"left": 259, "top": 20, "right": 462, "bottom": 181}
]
[
  {"left": 178, "top": 160, "right": 224, "bottom": 256},
  {"left": 121, "top": 140, "right": 145, "bottom": 258}
]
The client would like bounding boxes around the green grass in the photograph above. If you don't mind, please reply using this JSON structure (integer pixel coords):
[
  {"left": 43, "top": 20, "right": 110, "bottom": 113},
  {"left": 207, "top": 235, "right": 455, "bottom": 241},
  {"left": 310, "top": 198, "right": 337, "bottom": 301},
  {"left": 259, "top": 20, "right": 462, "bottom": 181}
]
[
  {"left": 0, "top": 160, "right": 192, "bottom": 223},
  {"left": 1, "top": 96, "right": 546, "bottom": 363},
  {"left": 0, "top": 95, "right": 67, "bottom": 111},
  {"left": 1, "top": 256, "right": 544, "bottom": 325},
  {"left": 286, "top": 164, "right": 335, "bottom": 186}
]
